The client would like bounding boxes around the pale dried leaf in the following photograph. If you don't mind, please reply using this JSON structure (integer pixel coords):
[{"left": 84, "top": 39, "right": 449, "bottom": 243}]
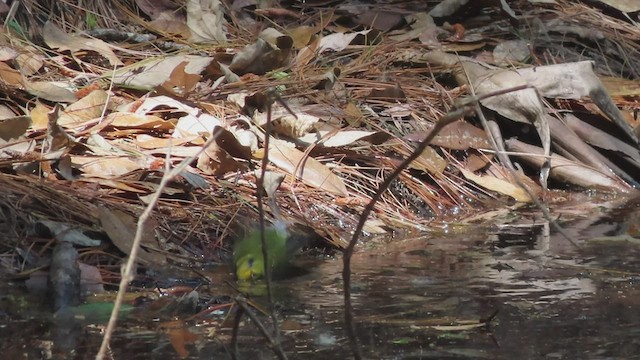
[
  {"left": 318, "top": 30, "right": 370, "bottom": 54},
  {"left": 29, "top": 101, "right": 50, "bottom": 130},
  {"left": 108, "top": 112, "right": 174, "bottom": 130},
  {"left": 260, "top": 171, "right": 285, "bottom": 197},
  {"left": 43, "top": 21, "right": 123, "bottom": 66},
  {"left": 113, "top": 55, "right": 212, "bottom": 89},
  {"left": 298, "top": 130, "right": 380, "bottom": 147},
  {"left": 24, "top": 80, "right": 77, "bottom": 102},
  {"left": 16, "top": 51, "right": 44, "bottom": 76},
  {"left": 73, "top": 156, "right": 146, "bottom": 178},
  {"left": 186, "top": 0, "right": 227, "bottom": 43},
  {"left": 269, "top": 139, "right": 349, "bottom": 196},
  {"left": 0, "top": 59, "right": 25, "bottom": 87}
]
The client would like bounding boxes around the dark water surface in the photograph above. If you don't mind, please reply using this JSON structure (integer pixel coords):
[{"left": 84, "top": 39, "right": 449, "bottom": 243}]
[{"left": 1, "top": 197, "right": 639, "bottom": 359}]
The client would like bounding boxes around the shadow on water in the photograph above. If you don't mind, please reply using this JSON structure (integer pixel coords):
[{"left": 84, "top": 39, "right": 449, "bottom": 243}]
[{"left": 2, "top": 198, "right": 640, "bottom": 359}]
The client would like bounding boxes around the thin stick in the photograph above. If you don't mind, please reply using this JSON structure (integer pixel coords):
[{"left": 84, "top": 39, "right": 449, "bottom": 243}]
[
  {"left": 96, "top": 134, "right": 219, "bottom": 360},
  {"left": 256, "top": 97, "right": 286, "bottom": 349},
  {"left": 236, "top": 296, "right": 288, "bottom": 356}
]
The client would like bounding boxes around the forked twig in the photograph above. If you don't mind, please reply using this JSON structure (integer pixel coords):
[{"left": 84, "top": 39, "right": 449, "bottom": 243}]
[{"left": 342, "top": 83, "right": 536, "bottom": 360}]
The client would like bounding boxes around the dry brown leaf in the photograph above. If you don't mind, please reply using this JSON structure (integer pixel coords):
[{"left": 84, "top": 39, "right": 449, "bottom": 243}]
[
  {"left": 96, "top": 207, "right": 167, "bottom": 266},
  {"left": 287, "top": 25, "right": 317, "bottom": 49},
  {"left": 160, "top": 61, "right": 202, "bottom": 96},
  {"left": 0, "top": 61, "right": 24, "bottom": 87},
  {"left": 0, "top": 116, "right": 31, "bottom": 142},
  {"left": 197, "top": 142, "right": 246, "bottom": 176},
  {"left": 389, "top": 13, "right": 442, "bottom": 45},
  {"left": 150, "top": 12, "right": 191, "bottom": 37},
  {"left": 293, "top": 32, "right": 321, "bottom": 68}
]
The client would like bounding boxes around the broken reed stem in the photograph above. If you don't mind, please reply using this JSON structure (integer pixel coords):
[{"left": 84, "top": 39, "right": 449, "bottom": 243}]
[{"left": 96, "top": 134, "right": 219, "bottom": 360}]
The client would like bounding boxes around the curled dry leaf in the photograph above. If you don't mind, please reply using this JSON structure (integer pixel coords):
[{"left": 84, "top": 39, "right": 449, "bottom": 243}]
[
  {"left": 197, "top": 126, "right": 251, "bottom": 175},
  {"left": 197, "top": 142, "right": 245, "bottom": 176},
  {"left": 253, "top": 105, "right": 319, "bottom": 138}
]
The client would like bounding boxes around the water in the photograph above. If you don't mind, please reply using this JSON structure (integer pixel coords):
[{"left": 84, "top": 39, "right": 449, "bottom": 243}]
[{"left": 1, "top": 197, "right": 639, "bottom": 359}]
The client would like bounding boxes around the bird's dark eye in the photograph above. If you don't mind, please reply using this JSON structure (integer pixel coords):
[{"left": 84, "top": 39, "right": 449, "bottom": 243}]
[{"left": 248, "top": 258, "right": 254, "bottom": 267}]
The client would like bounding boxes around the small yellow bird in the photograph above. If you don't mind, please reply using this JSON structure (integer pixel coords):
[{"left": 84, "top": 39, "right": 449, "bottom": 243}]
[{"left": 233, "top": 221, "right": 297, "bottom": 281}]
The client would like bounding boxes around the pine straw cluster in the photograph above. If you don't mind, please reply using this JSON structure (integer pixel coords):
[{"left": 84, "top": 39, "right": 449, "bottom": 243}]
[{"left": 1, "top": 0, "right": 638, "bottom": 275}]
